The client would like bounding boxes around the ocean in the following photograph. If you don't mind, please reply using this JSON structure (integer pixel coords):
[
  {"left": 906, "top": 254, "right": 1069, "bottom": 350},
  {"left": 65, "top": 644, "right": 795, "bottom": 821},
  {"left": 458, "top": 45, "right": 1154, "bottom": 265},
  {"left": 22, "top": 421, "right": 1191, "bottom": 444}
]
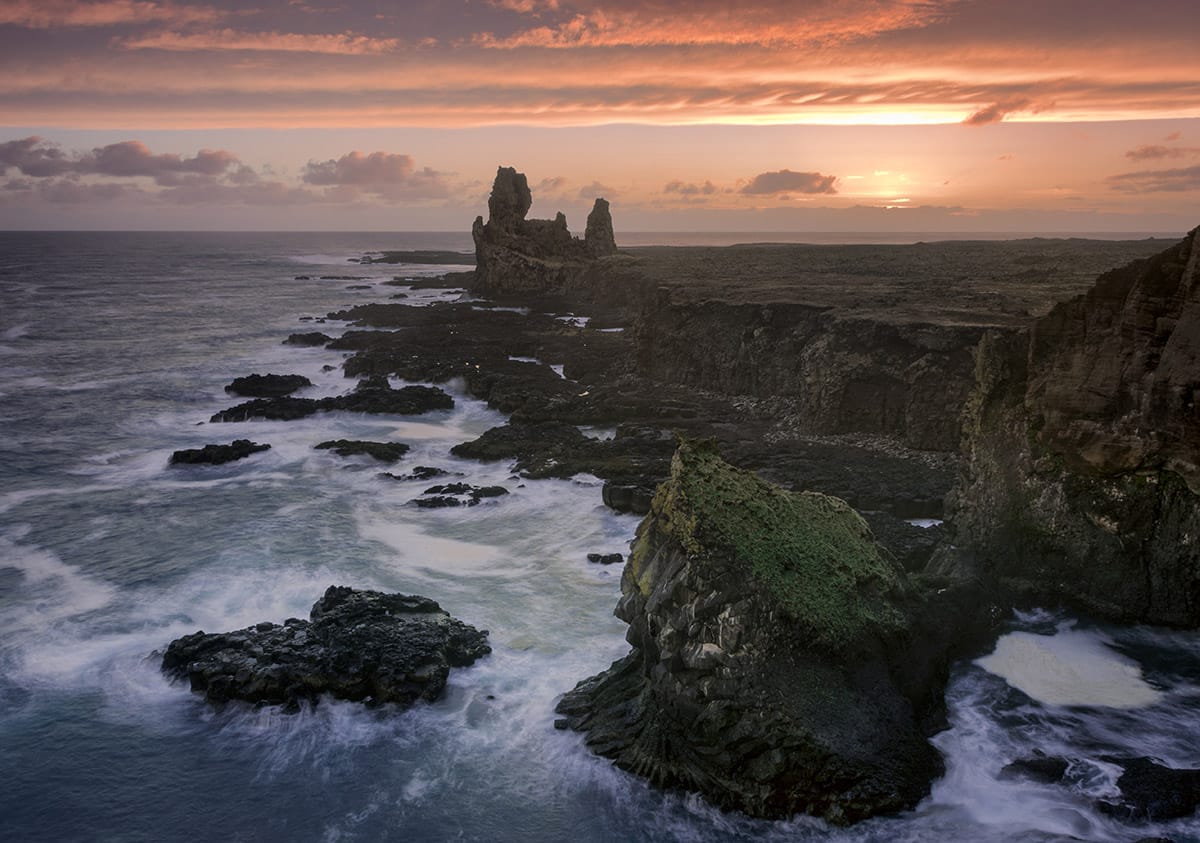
[{"left": 2, "top": 231, "right": 1198, "bottom": 842}]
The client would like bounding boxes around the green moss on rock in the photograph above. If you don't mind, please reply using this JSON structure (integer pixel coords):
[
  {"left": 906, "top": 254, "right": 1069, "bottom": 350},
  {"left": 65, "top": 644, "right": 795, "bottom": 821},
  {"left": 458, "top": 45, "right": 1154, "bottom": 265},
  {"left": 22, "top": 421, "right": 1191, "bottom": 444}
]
[{"left": 647, "top": 439, "right": 907, "bottom": 649}]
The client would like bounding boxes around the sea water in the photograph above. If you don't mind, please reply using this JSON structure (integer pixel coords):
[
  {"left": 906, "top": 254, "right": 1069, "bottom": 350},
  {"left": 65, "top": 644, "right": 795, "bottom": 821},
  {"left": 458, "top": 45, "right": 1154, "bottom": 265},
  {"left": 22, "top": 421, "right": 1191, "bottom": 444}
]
[{"left": 2, "top": 231, "right": 1199, "bottom": 842}]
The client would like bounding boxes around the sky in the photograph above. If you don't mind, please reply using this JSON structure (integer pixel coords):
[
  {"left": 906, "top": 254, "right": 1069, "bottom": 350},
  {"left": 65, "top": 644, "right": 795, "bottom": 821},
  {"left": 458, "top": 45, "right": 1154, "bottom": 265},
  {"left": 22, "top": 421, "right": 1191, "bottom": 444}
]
[{"left": 0, "top": 0, "right": 1198, "bottom": 232}]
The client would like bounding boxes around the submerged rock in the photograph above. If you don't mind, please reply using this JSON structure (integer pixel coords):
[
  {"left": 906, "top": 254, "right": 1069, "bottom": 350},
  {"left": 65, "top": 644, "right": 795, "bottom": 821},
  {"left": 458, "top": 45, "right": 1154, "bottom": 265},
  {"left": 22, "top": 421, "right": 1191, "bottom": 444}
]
[
  {"left": 161, "top": 586, "right": 490, "bottom": 710},
  {"left": 169, "top": 440, "right": 270, "bottom": 465},
  {"left": 211, "top": 383, "right": 453, "bottom": 422},
  {"left": 224, "top": 373, "right": 312, "bottom": 398},
  {"left": 556, "top": 440, "right": 992, "bottom": 824},
  {"left": 315, "top": 439, "right": 410, "bottom": 463},
  {"left": 380, "top": 465, "right": 458, "bottom": 482},
  {"left": 1098, "top": 757, "right": 1200, "bottom": 822},
  {"left": 284, "top": 331, "right": 332, "bottom": 347},
  {"left": 411, "top": 483, "right": 509, "bottom": 508}
]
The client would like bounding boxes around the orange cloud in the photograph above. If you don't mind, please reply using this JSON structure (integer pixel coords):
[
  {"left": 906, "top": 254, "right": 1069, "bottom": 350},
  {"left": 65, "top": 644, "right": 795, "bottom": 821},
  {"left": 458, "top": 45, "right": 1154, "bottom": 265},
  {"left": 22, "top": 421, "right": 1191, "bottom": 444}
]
[
  {"left": 1, "top": 1, "right": 1198, "bottom": 129},
  {"left": 119, "top": 29, "right": 401, "bottom": 54},
  {"left": 0, "top": 0, "right": 223, "bottom": 28},
  {"left": 473, "top": 0, "right": 958, "bottom": 48}
]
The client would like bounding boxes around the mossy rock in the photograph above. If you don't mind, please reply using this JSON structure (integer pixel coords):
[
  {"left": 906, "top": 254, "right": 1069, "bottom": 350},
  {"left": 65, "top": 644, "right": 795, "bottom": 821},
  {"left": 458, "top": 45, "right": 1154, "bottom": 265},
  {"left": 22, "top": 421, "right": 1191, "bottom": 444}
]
[{"left": 637, "top": 439, "right": 908, "bottom": 650}]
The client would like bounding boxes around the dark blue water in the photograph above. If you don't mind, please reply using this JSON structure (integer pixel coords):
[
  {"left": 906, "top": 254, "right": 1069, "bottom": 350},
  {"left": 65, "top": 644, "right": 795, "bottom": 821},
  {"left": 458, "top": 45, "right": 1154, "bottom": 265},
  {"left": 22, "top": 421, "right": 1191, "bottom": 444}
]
[{"left": 2, "top": 232, "right": 1198, "bottom": 842}]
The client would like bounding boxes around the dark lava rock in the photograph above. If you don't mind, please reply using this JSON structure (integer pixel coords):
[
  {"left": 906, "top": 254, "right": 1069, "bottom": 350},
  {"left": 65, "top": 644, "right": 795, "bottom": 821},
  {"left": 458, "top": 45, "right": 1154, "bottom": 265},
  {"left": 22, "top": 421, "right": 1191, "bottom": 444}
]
[
  {"left": 412, "top": 483, "right": 509, "bottom": 507},
  {"left": 315, "top": 439, "right": 410, "bottom": 463},
  {"left": 471, "top": 166, "right": 620, "bottom": 298},
  {"left": 284, "top": 332, "right": 332, "bottom": 347},
  {"left": 451, "top": 420, "right": 588, "bottom": 463},
  {"left": 586, "top": 553, "right": 623, "bottom": 565},
  {"left": 160, "top": 585, "right": 490, "bottom": 710},
  {"left": 556, "top": 440, "right": 995, "bottom": 824},
  {"left": 451, "top": 420, "right": 675, "bottom": 487},
  {"left": 224, "top": 373, "right": 313, "bottom": 398},
  {"left": 170, "top": 440, "right": 270, "bottom": 465},
  {"left": 1097, "top": 757, "right": 1200, "bottom": 821},
  {"left": 999, "top": 753, "right": 1069, "bottom": 784},
  {"left": 381, "top": 466, "right": 457, "bottom": 482},
  {"left": 210, "top": 384, "right": 453, "bottom": 422}
]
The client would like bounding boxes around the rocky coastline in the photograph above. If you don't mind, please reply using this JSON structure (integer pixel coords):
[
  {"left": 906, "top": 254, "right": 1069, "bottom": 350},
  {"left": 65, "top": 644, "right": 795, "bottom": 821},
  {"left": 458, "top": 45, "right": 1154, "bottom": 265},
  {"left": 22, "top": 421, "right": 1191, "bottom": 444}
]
[{"left": 160, "top": 166, "right": 1199, "bottom": 829}]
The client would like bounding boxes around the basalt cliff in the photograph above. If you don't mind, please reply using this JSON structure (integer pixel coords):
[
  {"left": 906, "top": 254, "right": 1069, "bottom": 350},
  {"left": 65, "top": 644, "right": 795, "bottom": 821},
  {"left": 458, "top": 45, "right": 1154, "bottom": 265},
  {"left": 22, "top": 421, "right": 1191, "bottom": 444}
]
[{"left": 934, "top": 226, "right": 1200, "bottom": 626}]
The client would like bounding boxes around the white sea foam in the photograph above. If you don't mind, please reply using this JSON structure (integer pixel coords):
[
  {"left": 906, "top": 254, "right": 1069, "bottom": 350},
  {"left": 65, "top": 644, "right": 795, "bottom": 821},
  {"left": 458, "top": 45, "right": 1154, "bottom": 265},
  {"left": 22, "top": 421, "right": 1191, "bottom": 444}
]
[
  {"left": 0, "top": 534, "right": 117, "bottom": 638},
  {"left": 976, "top": 628, "right": 1163, "bottom": 708}
]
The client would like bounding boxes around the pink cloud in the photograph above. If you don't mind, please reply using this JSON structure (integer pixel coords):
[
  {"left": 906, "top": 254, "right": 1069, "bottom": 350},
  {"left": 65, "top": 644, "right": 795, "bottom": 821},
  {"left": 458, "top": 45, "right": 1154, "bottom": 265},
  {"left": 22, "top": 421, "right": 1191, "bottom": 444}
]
[
  {"left": 0, "top": 0, "right": 222, "bottom": 28},
  {"left": 963, "top": 99, "right": 1032, "bottom": 126},
  {"left": 118, "top": 29, "right": 401, "bottom": 54},
  {"left": 741, "top": 169, "right": 837, "bottom": 195}
]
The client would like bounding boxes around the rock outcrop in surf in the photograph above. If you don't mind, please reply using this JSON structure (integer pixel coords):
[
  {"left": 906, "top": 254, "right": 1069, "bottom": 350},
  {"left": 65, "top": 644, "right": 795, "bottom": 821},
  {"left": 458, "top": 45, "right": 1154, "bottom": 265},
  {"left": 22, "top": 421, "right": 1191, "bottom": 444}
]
[
  {"left": 555, "top": 440, "right": 992, "bottom": 823},
  {"left": 934, "top": 227, "right": 1200, "bottom": 626},
  {"left": 161, "top": 586, "right": 491, "bottom": 711}
]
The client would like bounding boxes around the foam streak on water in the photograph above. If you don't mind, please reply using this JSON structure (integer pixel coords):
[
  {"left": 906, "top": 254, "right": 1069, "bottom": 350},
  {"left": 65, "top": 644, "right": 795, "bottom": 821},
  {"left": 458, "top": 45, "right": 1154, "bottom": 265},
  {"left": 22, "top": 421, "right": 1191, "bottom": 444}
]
[{"left": 2, "top": 232, "right": 1199, "bottom": 843}]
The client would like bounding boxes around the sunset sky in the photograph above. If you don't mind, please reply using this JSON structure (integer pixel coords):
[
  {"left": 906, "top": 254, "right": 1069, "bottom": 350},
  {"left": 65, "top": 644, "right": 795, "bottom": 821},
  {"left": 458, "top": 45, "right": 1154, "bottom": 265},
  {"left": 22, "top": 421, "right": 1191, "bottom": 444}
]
[{"left": 1, "top": 0, "right": 1198, "bottom": 232}]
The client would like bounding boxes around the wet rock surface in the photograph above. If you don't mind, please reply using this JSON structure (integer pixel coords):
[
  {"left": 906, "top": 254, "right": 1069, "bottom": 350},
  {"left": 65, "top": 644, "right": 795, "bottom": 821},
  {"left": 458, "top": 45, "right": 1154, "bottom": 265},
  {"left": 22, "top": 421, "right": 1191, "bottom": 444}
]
[
  {"left": 169, "top": 439, "right": 270, "bottom": 465},
  {"left": 225, "top": 373, "right": 312, "bottom": 397},
  {"left": 160, "top": 586, "right": 491, "bottom": 711},
  {"left": 211, "top": 379, "right": 453, "bottom": 423},
  {"left": 315, "top": 439, "right": 410, "bottom": 462},
  {"left": 411, "top": 483, "right": 509, "bottom": 508},
  {"left": 284, "top": 331, "right": 332, "bottom": 346}
]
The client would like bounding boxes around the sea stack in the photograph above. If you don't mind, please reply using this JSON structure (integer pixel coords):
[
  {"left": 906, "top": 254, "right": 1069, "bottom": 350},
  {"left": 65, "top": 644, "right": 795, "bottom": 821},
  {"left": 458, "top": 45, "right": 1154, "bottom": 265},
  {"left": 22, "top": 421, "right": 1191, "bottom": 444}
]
[{"left": 471, "top": 166, "right": 619, "bottom": 297}]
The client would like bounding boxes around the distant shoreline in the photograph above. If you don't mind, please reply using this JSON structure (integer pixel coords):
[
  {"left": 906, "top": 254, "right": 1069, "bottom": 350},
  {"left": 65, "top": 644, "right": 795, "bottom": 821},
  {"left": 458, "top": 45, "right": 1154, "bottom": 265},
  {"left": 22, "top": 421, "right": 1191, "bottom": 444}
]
[{"left": 0, "top": 229, "right": 1183, "bottom": 249}]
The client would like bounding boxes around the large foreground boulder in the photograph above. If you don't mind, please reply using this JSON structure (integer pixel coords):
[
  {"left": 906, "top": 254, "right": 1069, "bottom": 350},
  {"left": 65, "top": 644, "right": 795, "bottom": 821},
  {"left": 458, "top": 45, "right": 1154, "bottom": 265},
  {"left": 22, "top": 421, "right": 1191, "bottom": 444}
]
[
  {"left": 161, "top": 586, "right": 490, "bottom": 710},
  {"left": 556, "top": 440, "right": 991, "bottom": 824},
  {"left": 934, "top": 226, "right": 1200, "bottom": 626}
]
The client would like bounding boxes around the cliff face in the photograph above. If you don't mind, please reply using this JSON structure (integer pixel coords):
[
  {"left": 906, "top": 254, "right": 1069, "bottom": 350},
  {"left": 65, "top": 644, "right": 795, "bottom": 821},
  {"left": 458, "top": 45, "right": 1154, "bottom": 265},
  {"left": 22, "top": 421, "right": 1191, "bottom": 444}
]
[
  {"left": 634, "top": 295, "right": 981, "bottom": 450},
  {"left": 471, "top": 166, "right": 620, "bottom": 298},
  {"left": 937, "top": 228, "right": 1200, "bottom": 625},
  {"left": 557, "top": 440, "right": 991, "bottom": 823}
]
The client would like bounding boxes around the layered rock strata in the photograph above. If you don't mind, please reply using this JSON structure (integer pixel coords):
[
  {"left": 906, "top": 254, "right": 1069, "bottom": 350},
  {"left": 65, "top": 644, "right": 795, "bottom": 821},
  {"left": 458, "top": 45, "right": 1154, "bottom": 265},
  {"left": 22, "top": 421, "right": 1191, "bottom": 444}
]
[
  {"left": 556, "top": 440, "right": 991, "bottom": 823},
  {"left": 935, "top": 228, "right": 1200, "bottom": 626}
]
